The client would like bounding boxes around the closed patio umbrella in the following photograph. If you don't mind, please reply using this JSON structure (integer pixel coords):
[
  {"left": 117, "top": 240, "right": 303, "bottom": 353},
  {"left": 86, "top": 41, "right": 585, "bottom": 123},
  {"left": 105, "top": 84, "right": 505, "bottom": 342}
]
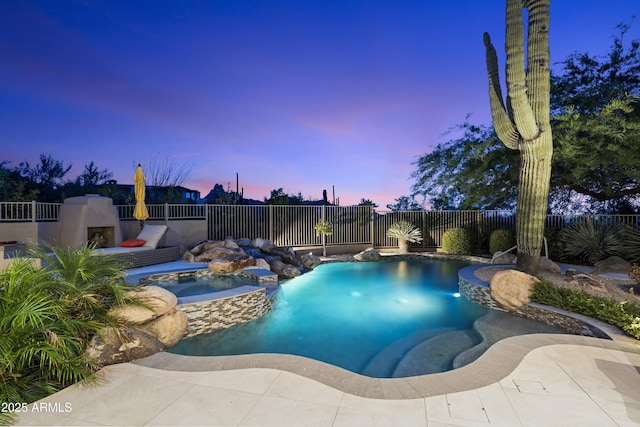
[{"left": 133, "top": 164, "right": 149, "bottom": 228}]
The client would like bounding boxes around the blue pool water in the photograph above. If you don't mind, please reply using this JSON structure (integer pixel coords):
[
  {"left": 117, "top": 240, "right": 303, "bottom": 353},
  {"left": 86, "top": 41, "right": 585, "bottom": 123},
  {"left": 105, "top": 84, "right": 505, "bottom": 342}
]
[
  {"left": 149, "top": 274, "right": 256, "bottom": 298},
  {"left": 169, "top": 258, "right": 496, "bottom": 375}
]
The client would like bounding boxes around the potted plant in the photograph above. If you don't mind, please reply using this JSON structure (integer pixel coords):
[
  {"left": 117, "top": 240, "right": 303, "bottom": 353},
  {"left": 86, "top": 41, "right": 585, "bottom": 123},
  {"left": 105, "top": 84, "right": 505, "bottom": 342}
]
[{"left": 387, "top": 221, "right": 423, "bottom": 254}]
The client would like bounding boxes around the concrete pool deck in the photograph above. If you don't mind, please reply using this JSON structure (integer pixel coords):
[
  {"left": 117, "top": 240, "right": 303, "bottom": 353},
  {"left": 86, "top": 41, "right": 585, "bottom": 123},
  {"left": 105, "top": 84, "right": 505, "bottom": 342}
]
[
  {"left": 13, "top": 257, "right": 640, "bottom": 426},
  {"left": 14, "top": 334, "right": 640, "bottom": 426}
]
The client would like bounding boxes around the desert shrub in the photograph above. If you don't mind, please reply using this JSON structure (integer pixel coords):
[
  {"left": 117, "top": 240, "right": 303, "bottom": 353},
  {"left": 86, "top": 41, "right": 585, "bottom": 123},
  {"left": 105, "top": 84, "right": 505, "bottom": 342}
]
[
  {"left": 488, "top": 229, "right": 516, "bottom": 255},
  {"left": 441, "top": 227, "right": 474, "bottom": 254},
  {"left": 559, "top": 219, "right": 625, "bottom": 265},
  {"left": 620, "top": 225, "right": 640, "bottom": 264},
  {"left": 0, "top": 246, "right": 131, "bottom": 424},
  {"left": 530, "top": 280, "right": 640, "bottom": 340}
]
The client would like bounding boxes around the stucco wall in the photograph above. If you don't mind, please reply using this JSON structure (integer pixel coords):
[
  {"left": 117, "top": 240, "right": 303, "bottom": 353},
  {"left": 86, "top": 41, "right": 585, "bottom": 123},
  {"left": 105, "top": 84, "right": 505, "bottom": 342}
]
[{"left": 0, "top": 222, "right": 58, "bottom": 247}]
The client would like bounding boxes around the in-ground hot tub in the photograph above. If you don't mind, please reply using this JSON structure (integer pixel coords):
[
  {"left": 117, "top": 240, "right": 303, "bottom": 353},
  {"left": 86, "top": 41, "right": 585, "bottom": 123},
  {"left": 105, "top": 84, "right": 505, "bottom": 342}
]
[
  {"left": 140, "top": 268, "right": 279, "bottom": 302},
  {"left": 140, "top": 268, "right": 279, "bottom": 337},
  {"left": 146, "top": 271, "right": 258, "bottom": 299}
]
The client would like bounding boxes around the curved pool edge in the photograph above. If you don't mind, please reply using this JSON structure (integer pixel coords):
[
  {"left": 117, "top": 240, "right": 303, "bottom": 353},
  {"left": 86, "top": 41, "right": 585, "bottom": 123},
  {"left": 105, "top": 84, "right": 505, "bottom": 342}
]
[
  {"left": 132, "top": 333, "right": 640, "bottom": 399},
  {"left": 131, "top": 256, "right": 640, "bottom": 399}
]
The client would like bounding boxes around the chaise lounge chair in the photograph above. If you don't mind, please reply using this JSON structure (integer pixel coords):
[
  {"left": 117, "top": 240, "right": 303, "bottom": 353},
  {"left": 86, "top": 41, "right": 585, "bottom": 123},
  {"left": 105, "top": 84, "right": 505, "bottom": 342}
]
[{"left": 94, "top": 224, "right": 180, "bottom": 268}]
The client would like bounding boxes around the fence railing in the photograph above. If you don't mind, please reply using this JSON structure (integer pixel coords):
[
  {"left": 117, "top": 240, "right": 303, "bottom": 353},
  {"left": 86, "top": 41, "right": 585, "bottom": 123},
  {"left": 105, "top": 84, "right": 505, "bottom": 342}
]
[
  {"left": 206, "top": 205, "right": 374, "bottom": 247},
  {"left": 116, "top": 203, "right": 207, "bottom": 221},
  {"left": 0, "top": 201, "right": 61, "bottom": 222},
  {"left": 3, "top": 201, "right": 639, "bottom": 248}
]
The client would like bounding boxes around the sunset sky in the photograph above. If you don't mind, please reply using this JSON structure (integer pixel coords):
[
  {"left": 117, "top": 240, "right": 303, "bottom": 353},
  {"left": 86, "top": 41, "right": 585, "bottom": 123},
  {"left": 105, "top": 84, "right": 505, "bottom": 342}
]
[{"left": 1, "top": 1, "right": 638, "bottom": 208}]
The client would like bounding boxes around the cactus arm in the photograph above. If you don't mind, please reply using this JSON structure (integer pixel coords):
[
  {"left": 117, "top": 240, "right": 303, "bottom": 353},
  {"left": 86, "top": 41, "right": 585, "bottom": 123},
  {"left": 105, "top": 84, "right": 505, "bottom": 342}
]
[
  {"left": 525, "top": 0, "right": 551, "bottom": 126},
  {"left": 504, "top": 0, "right": 540, "bottom": 141},
  {"left": 484, "top": 32, "right": 519, "bottom": 149}
]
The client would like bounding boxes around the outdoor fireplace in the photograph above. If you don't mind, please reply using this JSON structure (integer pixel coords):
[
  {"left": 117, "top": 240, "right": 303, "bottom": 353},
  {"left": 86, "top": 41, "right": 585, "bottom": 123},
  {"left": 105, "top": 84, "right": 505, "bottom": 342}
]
[{"left": 56, "top": 195, "right": 123, "bottom": 249}]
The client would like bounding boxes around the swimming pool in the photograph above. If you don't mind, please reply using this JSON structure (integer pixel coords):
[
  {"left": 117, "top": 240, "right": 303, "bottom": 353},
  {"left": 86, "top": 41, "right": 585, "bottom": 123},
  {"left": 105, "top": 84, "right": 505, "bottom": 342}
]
[{"left": 168, "top": 258, "right": 565, "bottom": 377}]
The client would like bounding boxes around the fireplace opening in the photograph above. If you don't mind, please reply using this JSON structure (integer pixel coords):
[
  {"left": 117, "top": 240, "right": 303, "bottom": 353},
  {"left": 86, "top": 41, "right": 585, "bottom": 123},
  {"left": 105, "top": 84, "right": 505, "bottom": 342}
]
[{"left": 87, "top": 226, "right": 115, "bottom": 248}]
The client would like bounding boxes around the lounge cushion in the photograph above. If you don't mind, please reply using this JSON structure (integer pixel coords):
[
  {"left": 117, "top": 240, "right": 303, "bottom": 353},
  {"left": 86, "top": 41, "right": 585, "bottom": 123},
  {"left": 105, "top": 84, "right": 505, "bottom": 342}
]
[
  {"left": 136, "top": 224, "right": 168, "bottom": 249},
  {"left": 93, "top": 246, "right": 151, "bottom": 256},
  {"left": 120, "top": 238, "right": 147, "bottom": 247}
]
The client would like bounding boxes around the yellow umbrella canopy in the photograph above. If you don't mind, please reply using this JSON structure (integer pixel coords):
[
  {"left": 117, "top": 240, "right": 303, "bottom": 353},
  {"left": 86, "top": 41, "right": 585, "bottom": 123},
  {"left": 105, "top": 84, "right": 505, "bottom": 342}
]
[{"left": 133, "top": 164, "right": 149, "bottom": 222}]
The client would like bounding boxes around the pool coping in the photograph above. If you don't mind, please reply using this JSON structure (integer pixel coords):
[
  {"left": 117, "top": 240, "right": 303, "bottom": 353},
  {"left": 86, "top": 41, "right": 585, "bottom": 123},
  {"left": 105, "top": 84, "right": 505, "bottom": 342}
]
[
  {"left": 132, "top": 254, "right": 640, "bottom": 399},
  {"left": 134, "top": 333, "right": 640, "bottom": 399}
]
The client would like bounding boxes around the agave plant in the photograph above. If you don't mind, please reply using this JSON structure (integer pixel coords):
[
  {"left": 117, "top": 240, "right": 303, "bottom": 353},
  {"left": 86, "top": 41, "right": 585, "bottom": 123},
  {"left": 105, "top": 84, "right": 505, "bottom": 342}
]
[
  {"left": 620, "top": 225, "right": 640, "bottom": 264},
  {"left": 387, "top": 221, "right": 423, "bottom": 254},
  {"left": 0, "top": 245, "right": 132, "bottom": 423},
  {"left": 559, "top": 219, "right": 625, "bottom": 264}
]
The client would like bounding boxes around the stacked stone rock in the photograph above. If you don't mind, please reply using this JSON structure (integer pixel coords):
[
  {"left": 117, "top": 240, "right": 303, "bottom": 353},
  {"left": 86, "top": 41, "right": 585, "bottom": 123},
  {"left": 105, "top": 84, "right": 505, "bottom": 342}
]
[
  {"left": 85, "top": 286, "right": 187, "bottom": 367},
  {"left": 182, "top": 237, "right": 321, "bottom": 279}
]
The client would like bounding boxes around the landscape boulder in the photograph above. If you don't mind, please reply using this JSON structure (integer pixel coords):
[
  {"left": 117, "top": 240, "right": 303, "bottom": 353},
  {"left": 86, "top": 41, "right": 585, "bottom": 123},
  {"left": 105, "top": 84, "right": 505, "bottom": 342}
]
[
  {"left": 86, "top": 327, "right": 165, "bottom": 366},
  {"left": 208, "top": 257, "right": 256, "bottom": 274},
  {"left": 251, "top": 238, "right": 276, "bottom": 253},
  {"left": 354, "top": 248, "right": 380, "bottom": 262},
  {"left": 182, "top": 250, "right": 196, "bottom": 263},
  {"left": 538, "top": 257, "right": 562, "bottom": 274},
  {"left": 194, "top": 246, "right": 247, "bottom": 263},
  {"left": 109, "top": 286, "right": 177, "bottom": 324},
  {"left": 236, "top": 238, "right": 252, "bottom": 247},
  {"left": 269, "top": 259, "right": 301, "bottom": 278},
  {"left": 300, "top": 253, "right": 322, "bottom": 269},
  {"left": 253, "top": 258, "right": 271, "bottom": 270},
  {"left": 188, "top": 241, "right": 209, "bottom": 256},
  {"left": 137, "top": 308, "right": 188, "bottom": 348},
  {"left": 269, "top": 246, "right": 299, "bottom": 265},
  {"left": 490, "top": 269, "right": 539, "bottom": 311},
  {"left": 203, "top": 240, "right": 225, "bottom": 250},
  {"left": 224, "top": 238, "right": 240, "bottom": 250}
]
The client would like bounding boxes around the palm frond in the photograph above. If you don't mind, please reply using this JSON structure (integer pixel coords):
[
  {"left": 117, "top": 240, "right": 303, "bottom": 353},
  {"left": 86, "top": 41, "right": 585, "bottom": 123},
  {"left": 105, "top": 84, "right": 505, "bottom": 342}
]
[{"left": 386, "top": 221, "right": 423, "bottom": 243}]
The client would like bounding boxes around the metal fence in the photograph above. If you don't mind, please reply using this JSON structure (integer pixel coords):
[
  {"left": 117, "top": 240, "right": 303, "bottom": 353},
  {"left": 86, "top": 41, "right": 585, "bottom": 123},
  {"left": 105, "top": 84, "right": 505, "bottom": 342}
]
[
  {"left": 116, "top": 203, "right": 207, "bottom": 221},
  {"left": 206, "top": 205, "right": 373, "bottom": 247},
  {"left": 0, "top": 201, "right": 60, "bottom": 222},
  {"left": 2, "top": 201, "right": 639, "bottom": 248}
]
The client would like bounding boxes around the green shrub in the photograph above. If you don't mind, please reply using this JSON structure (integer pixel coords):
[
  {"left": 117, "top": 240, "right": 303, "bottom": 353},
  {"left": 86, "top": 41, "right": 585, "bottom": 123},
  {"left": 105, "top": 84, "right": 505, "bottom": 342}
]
[
  {"left": 488, "top": 229, "right": 516, "bottom": 255},
  {"left": 0, "top": 246, "right": 132, "bottom": 424},
  {"left": 559, "top": 219, "right": 625, "bottom": 265},
  {"left": 530, "top": 280, "right": 640, "bottom": 340},
  {"left": 441, "top": 227, "right": 474, "bottom": 254}
]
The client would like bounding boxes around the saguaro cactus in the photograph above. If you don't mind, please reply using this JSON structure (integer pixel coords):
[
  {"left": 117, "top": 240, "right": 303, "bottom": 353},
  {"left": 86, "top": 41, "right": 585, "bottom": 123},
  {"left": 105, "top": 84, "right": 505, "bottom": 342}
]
[{"left": 484, "top": 0, "right": 553, "bottom": 275}]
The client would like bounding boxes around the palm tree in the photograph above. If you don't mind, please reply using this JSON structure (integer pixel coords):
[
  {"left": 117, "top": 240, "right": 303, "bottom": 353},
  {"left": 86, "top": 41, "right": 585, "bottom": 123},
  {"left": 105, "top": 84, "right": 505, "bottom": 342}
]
[
  {"left": 0, "top": 245, "right": 132, "bottom": 424},
  {"left": 387, "top": 221, "right": 423, "bottom": 254}
]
